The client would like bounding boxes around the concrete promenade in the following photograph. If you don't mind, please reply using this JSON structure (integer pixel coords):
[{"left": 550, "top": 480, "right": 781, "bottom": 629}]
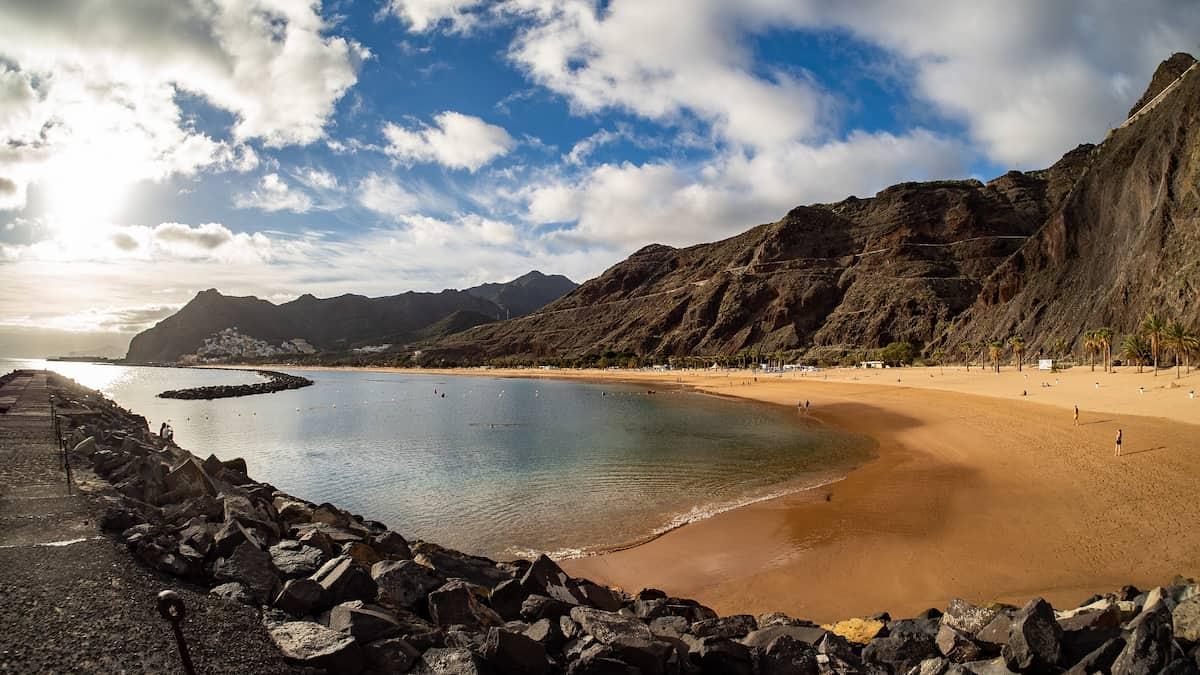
[{"left": 0, "top": 371, "right": 294, "bottom": 673}]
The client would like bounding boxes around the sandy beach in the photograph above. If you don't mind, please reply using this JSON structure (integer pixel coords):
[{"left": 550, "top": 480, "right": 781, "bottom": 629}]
[{"left": 244, "top": 361, "right": 1200, "bottom": 623}]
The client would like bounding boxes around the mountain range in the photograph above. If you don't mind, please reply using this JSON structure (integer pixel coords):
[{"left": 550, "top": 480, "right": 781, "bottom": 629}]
[
  {"left": 424, "top": 52, "right": 1200, "bottom": 364},
  {"left": 124, "top": 271, "right": 577, "bottom": 362},
  {"left": 131, "top": 53, "right": 1199, "bottom": 366}
]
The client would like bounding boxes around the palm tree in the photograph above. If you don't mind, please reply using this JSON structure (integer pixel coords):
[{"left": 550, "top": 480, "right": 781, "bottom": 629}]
[
  {"left": 1142, "top": 313, "right": 1167, "bottom": 375},
  {"left": 960, "top": 342, "right": 974, "bottom": 371},
  {"left": 1083, "top": 330, "right": 1100, "bottom": 372},
  {"left": 1052, "top": 337, "right": 1068, "bottom": 361},
  {"left": 988, "top": 341, "right": 1003, "bottom": 373},
  {"left": 1097, "top": 327, "right": 1114, "bottom": 372},
  {"left": 1010, "top": 336, "right": 1026, "bottom": 371},
  {"left": 1121, "top": 334, "right": 1151, "bottom": 373},
  {"left": 1163, "top": 321, "right": 1199, "bottom": 379}
]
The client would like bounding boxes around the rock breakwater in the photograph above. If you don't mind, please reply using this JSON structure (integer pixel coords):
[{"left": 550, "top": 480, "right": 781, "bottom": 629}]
[
  {"left": 40, "top": 369, "right": 1200, "bottom": 674},
  {"left": 158, "top": 369, "right": 313, "bottom": 399}
]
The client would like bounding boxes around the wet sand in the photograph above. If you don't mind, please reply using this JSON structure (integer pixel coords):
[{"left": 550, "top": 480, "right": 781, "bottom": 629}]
[{"left": 246, "top": 362, "right": 1200, "bottom": 622}]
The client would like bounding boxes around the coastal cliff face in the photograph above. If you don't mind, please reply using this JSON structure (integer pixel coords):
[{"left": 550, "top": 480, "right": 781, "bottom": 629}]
[
  {"left": 125, "top": 271, "right": 577, "bottom": 363},
  {"left": 940, "top": 54, "right": 1200, "bottom": 355},
  {"left": 427, "top": 53, "right": 1198, "bottom": 363}
]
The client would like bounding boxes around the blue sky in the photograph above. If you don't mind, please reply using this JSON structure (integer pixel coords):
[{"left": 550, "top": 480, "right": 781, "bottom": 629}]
[{"left": 0, "top": 0, "right": 1198, "bottom": 355}]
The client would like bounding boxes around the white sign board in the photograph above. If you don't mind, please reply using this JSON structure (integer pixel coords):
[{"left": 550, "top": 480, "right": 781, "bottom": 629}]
[{"left": 1038, "top": 359, "right": 1053, "bottom": 370}]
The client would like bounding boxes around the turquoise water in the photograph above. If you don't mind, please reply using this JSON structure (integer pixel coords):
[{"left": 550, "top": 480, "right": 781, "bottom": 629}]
[{"left": 4, "top": 359, "right": 873, "bottom": 559}]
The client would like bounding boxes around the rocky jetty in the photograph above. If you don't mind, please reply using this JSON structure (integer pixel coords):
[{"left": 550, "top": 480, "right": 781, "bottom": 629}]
[
  {"left": 47, "top": 371, "right": 1200, "bottom": 674},
  {"left": 158, "top": 369, "right": 313, "bottom": 399}
]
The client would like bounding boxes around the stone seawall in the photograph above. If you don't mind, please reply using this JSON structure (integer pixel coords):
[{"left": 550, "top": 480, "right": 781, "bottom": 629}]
[
  {"left": 39, "top": 369, "right": 1200, "bottom": 674},
  {"left": 158, "top": 369, "right": 313, "bottom": 400}
]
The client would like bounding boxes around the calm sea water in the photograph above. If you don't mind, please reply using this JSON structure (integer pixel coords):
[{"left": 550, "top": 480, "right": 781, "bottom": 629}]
[{"left": 4, "top": 359, "right": 872, "bottom": 559}]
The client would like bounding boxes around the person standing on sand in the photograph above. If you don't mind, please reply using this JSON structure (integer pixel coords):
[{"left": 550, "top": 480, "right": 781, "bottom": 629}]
[
  {"left": 1073, "top": 405, "right": 1079, "bottom": 426},
  {"left": 1115, "top": 428, "right": 1122, "bottom": 457}
]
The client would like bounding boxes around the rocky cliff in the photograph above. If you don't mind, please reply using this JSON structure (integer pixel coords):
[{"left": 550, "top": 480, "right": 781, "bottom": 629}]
[
  {"left": 427, "top": 53, "right": 1198, "bottom": 364},
  {"left": 125, "top": 272, "right": 577, "bottom": 363}
]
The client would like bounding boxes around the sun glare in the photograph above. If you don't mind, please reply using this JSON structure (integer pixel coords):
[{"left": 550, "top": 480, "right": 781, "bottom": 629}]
[{"left": 43, "top": 148, "right": 132, "bottom": 235}]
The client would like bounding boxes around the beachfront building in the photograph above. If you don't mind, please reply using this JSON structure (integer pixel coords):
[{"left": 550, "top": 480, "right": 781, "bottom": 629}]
[{"left": 860, "top": 360, "right": 885, "bottom": 368}]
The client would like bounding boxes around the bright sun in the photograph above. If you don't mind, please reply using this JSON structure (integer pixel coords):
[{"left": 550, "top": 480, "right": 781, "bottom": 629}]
[{"left": 43, "top": 147, "right": 132, "bottom": 234}]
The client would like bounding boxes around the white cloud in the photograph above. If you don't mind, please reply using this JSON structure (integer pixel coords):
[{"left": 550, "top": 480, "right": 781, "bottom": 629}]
[
  {"left": 297, "top": 167, "right": 340, "bottom": 190},
  {"left": 495, "top": 0, "right": 1200, "bottom": 167},
  {"left": 234, "top": 174, "right": 316, "bottom": 213},
  {"left": 3, "top": 221, "right": 280, "bottom": 266},
  {"left": 502, "top": 0, "right": 829, "bottom": 149},
  {"left": 524, "top": 129, "right": 969, "bottom": 248},
  {"left": 385, "top": 0, "right": 488, "bottom": 32},
  {"left": 383, "top": 111, "right": 516, "bottom": 171},
  {"left": 357, "top": 173, "right": 422, "bottom": 218},
  {"left": 0, "top": 0, "right": 367, "bottom": 211}
]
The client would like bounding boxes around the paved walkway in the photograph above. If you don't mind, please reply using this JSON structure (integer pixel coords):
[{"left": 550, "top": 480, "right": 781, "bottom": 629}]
[{"left": 0, "top": 371, "right": 296, "bottom": 673}]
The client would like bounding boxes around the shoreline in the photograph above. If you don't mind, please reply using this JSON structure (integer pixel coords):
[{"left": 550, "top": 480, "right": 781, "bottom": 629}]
[{"left": 225, "top": 362, "right": 1200, "bottom": 623}]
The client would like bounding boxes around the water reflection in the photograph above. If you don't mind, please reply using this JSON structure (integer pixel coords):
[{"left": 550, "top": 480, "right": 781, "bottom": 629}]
[{"left": 5, "top": 359, "right": 872, "bottom": 558}]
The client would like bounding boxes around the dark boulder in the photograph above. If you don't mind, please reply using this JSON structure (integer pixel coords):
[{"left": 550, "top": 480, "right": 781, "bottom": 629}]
[
  {"left": 490, "top": 578, "right": 529, "bottom": 621},
  {"left": 372, "top": 531, "right": 413, "bottom": 559},
  {"left": 688, "top": 635, "right": 753, "bottom": 675},
  {"left": 752, "top": 632, "right": 819, "bottom": 675},
  {"left": 1002, "top": 597, "right": 1063, "bottom": 673},
  {"left": 566, "top": 653, "right": 640, "bottom": 675},
  {"left": 649, "top": 616, "right": 690, "bottom": 638},
  {"left": 269, "top": 620, "right": 364, "bottom": 674},
  {"left": 1111, "top": 602, "right": 1175, "bottom": 675},
  {"left": 758, "top": 612, "right": 803, "bottom": 629},
  {"left": 412, "top": 647, "right": 488, "bottom": 675},
  {"left": 364, "top": 637, "right": 420, "bottom": 673},
  {"left": 943, "top": 598, "right": 1000, "bottom": 636},
  {"left": 372, "top": 559, "right": 445, "bottom": 610},
  {"left": 522, "top": 554, "right": 584, "bottom": 605},
  {"left": 427, "top": 580, "right": 503, "bottom": 629},
  {"left": 298, "top": 528, "right": 338, "bottom": 557},
  {"left": 412, "top": 541, "right": 511, "bottom": 588},
  {"left": 482, "top": 627, "right": 551, "bottom": 674},
  {"left": 329, "top": 601, "right": 402, "bottom": 643},
  {"left": 269, "top": 539, "right": 326, "bottom": 578},
  {"left": 935, "top": 623, "right": 983, "bottom": 663},
  {"left": 213, "top": 540, "right": 280, "bottom": 603},
  {"left": 1174, "top": 596, "right": 1200, "bottom": 645},
  {"left": 632, "top": 599, "right": 671, "bottom": 621},
  {"left": 214, "top": 519, "right": 263, "bottom": 558},
  {"left": 526, "top": 617, "right": 568, "bottom": 652},
  {"left": 577, "top": 581, "right": 625, "bottom": 612},
  {"left": 692, "top": 614, "right": 757, "bottom": 639},
  {"left": 742, "top": 625, "right": 828, "bottom": 649},
  {"left": 571, "top": 606, "right": 654, "bottom": 644},
  {"left": 522, "top": 594, "right": 574, "bottom": 621},
  {"left": 312, "top": 555, "right": 378, "bottom": 605},
  {"left": 1065, "top": 637, "right": 1126, "bottom": 675},
  {"left": 863, "top": 633, "right": 939, "bottom": 673},
  {"left": 274, "top": 578, "right": 327, "bottom": 617}
]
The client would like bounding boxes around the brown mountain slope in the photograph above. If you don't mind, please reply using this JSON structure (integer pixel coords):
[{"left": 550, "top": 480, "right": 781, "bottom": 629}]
[
  {"left": 425, "top": 53, "right": 1197, "bottom": 365},
  {"left": 938, "top": 54, "right": 1200, "bottom": 355},
  {"left": 428, "top": 150, "right": 1090, "bottom": 363}
]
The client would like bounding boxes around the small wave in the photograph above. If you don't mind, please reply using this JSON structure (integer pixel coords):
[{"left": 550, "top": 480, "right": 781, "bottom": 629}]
[{"left": 504, "top": 474, "right": 846, "bottom": 561}]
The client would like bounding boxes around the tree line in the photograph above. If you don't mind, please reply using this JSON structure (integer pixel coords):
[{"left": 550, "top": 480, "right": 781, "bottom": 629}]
[{"left": 959, "top": 313, "right": 1198, "bottom": 378}]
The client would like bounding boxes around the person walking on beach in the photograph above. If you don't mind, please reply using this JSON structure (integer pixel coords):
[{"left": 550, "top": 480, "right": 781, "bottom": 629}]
[
  {"left": 1115, "top": 428, "right": 1122, "bottom": 457},
  {"left": 1073, "top": 405, "right": 1079, "bottom": 427},
  {"left": 805, "top": 400, "right": 810, "bottom": 412}
]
